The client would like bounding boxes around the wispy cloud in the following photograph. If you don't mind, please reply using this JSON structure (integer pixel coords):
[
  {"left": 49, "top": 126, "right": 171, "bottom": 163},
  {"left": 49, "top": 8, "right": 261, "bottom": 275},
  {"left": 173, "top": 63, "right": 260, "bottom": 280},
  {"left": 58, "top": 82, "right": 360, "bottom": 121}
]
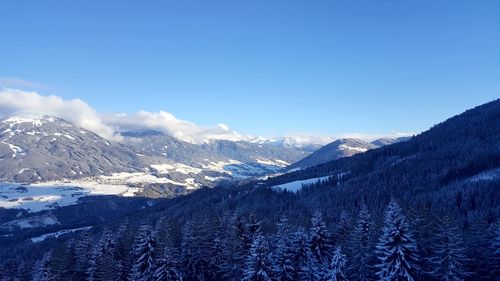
[{"left": 0, "top": 77, "right": 51, "bottom": 90}]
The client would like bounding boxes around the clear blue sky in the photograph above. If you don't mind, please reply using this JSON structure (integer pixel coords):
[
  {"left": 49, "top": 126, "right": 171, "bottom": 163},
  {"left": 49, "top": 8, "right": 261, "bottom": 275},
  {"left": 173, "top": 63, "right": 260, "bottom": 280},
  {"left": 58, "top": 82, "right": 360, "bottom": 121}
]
[{"left": 1, "top": 0, "right": 499, "bottom": 137}]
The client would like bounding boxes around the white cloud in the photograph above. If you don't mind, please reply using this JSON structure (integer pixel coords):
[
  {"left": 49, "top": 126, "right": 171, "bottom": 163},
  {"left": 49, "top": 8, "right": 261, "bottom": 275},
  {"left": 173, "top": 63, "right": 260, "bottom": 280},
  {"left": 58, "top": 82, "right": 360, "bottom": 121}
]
[
  {"left": 0, "top": 89, "right": 250, "bottom": 144},
  {"left": 0, "top": 88, "right": 414, "bottom": 145},
  {"left": 103, "top": 110, "right": 250, "bottom": 143},
  {"left": 0, "top": 88, "right": 121, "bottom": 141}
]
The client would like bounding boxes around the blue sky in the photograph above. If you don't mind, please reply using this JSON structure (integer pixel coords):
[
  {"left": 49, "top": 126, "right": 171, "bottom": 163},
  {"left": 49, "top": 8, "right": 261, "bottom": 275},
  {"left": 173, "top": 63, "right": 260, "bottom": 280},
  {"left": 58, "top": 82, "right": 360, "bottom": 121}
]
[{"left": 1, "top": 0, "right": 499, "bottom": 138}]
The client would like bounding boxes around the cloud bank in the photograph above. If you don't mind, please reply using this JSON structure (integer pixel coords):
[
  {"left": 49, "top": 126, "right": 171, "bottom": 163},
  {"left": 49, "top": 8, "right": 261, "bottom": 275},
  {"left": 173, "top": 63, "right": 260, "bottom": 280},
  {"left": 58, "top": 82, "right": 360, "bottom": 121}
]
[
  {"left": 0, "top": 89, "right": 251, "bottom": 143},
  {"left": 0, "top": 89, "right": 413, "bottom": 145},
  {"left": 0, "top": 88, "right": 120, "bottom": 141}
]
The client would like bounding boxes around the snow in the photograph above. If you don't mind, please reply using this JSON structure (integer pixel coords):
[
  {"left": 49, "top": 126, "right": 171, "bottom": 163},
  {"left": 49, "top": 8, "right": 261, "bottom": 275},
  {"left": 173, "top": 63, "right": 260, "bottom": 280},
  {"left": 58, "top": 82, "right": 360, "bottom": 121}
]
[
  {"left": 255, "top": 158, "right": 290, "bottom": 167},
  {"left": 30, "top": 226, "right": 92, "bottom": 243},
  {"left": 2, "top": 113, "right": 56, "bottom": 127},
  {"left": 0, "top": 215, "right": 59, "bottom": 229},
  {"left": 151, "top": 163, "right": 202, "bottom": 175},
  {"left": 338, "top": 144, "right": 368, "bottom": 153},
  {"left": 0, "top": 171, "right": 205, "bottom": 211},
  {"left": 64, "top": 134, "right": 75, "bottom": 140},
  {"left": 467, "top": 167, "right": 500, "bottom": 182},
  {"left": 0, "top": 132, "right": 25, "bottom": 158},
  {"left": 272, "top": 176, "right": 331, "bottom": 192}
]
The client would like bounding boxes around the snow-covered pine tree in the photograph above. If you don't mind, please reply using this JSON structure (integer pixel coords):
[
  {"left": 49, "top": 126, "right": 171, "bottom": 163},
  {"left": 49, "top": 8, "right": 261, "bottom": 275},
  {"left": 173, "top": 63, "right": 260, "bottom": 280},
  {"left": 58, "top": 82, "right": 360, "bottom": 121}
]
[
  {"left": 51, "top": 247, "right": 75, "bottom": 281},
  {"left": 335, "top": 211, "right": 351, "bottom": 249},
  {"left": 325, "top": 246, "right": 348, "bottom": 281},
  {"left": 293, "top": 227, "right": 320, "bottom": 281},
  {"left": 93, "top": 229, "right": 119, "bottom": 281},
  {"left": 490, "top": 223, "right": 500, "bottom": 278},
  {"left": 115, "top": 219, "right": 134, "bottom": 281},
  {"left": 375, "top": 199, "right": 420, "bottom": 281},
  {"left": 349, "top": 201, "right": 375, "bottom": 281},
  {"left": 181, "top": 219, "right": 212, "bottom": 281},
  {"left": 131, "top": 223, "right": 157, "bottom": 281},
  {"left": 154, "top": 244, "right": 181, "bottom": 281},
  {"left": 309, "top": 211, "right": 334, "bottom": 277},
  {"left": 220, "top": 214, "right": 247, "bottom": 281},
  {"left": 273, "top": 217, "right": 295, "bottom": 281},
  {"left": 32, "top": 252, "right": 54, "bottom": 281},
  {"left": 74, "top": 230, "right": 92, "bottom": 280},
  {"left": 242, "top": 234, "right": 274, "bottom": 281},
  {"left": 208, "top": 217, "right": 225, "bottom": 280},
  {"left": 428, "top": 216, "right": 469, "bottom": 281}
]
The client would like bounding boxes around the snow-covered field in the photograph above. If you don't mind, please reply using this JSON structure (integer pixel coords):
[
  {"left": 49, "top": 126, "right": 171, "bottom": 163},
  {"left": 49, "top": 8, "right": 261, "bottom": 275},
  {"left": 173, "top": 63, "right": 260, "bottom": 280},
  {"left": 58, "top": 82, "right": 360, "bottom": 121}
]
[
  {"left": 272, "top": 176, "right": 331, "bottom": 192},
  {"left": 31, "top": 226, "right": 92, "bottom": 243}
]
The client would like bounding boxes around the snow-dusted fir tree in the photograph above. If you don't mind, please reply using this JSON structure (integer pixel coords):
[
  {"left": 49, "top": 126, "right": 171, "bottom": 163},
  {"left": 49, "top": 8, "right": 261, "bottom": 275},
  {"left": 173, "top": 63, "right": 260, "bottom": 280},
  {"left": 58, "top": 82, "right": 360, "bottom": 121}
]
[
  {"left": 428, "top": 216, "right": 469, "bottom": 281},
  {"left": 293, "top": 227, "right": 320, "bottom": 281},
  {"left": 309, "top": 211, "right": 334, "bottom": 277},
  {"left": 154, "top": 244, "right": 181, "bottom": 281},
  {"left": 375, "top": 199, "right": 420, "bottom": 281},
  {"left": 32, "top": 252, "right": 54, "bottom": 281},
  {"left": 349, "top": 201, "right": 375, "bottom": 281},
  {"left": 75, "top": 231, "right": 92, "bottom": 280},
  {"left": 273, "top": 217, "right": 295, "bottom": 281},
  {"left": 325, "top": 246, "right": 348, "bottom": 281},
  {"left": 181, "top": 219, "right": 211, "bottom": 281},
  {"left": 335, "top": 211, "right": 351, "bottom": 248},
  {"left": 242, "top": 234, "right": 274, "bottom": 281},
  {"left": 88, "top": 229, "right": 119, "bottom": 281},
  {"left": 131, "top": 224, "right": 157, "bottom": 281},
  {"left": 491, "top": 224, "right": 500, "bottom": 277}
]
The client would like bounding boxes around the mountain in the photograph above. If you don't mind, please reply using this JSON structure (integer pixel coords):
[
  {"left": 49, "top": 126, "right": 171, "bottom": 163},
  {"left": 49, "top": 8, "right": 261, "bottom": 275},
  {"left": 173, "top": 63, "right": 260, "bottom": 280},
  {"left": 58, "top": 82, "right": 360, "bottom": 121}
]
[
  {"left": 122, "top": 131, "right": 310, "bottom": 178},
  {"left": 0, "top": 113, "right": 142, "bottom": 182},
  {"left": 287, "top": 138, "right": 378, "bottom": 170},
  {"left": 264, "top": 99, "right": 500, "bottom": 195},
  {"left": 0, "top": 114, "right": 315, "bottom": 210},
  {"left": 370, "top": 136, "right": 411, "bottom": 146},
  {"left": 2, "top": 99, "right": 497, "bottom": 280}
]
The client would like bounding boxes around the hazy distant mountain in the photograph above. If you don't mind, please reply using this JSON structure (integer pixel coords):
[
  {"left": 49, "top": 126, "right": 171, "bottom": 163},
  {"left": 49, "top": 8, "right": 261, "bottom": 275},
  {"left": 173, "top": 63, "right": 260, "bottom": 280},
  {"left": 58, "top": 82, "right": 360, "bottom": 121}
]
[
  {"left": 370, "top": 136, "right": 411, "bottom": 147},
  {"left": 287, "top": 138, "right": 377, "bottom": 170}
]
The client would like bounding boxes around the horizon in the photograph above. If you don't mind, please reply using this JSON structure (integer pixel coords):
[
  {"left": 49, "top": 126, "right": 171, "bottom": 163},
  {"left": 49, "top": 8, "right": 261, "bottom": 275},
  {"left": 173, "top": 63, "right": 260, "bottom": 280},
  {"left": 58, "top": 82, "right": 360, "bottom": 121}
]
[{"left": 1, "top": 0, "right": 499, "bottom": 142}]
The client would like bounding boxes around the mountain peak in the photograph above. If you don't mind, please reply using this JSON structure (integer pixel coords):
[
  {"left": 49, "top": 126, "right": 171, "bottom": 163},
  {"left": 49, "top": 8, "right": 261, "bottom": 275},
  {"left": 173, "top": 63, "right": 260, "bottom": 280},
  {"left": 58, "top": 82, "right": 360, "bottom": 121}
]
[{"left": 2, "top": 112, "right": 60, "bottom": 126}]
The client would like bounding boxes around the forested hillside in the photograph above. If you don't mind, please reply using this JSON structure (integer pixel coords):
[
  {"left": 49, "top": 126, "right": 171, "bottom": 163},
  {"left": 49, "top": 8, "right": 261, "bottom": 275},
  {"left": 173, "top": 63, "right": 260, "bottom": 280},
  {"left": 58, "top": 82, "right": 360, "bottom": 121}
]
[{"left": 1, "top": 100, "right": 500, "bottom": 280}]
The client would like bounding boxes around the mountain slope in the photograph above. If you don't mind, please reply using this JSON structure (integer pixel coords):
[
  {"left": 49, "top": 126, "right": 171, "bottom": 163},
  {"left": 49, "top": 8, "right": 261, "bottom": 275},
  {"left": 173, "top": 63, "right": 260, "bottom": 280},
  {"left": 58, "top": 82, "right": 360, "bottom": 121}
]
[
  {"left": 287, "top": 138, "right": 377, "bottom": 170},
  {"left": 263, "top": 99, "right": 500, "bottom": 197},
  {"left": 0, "top": 113, "right": 141, "bottom": 182}
]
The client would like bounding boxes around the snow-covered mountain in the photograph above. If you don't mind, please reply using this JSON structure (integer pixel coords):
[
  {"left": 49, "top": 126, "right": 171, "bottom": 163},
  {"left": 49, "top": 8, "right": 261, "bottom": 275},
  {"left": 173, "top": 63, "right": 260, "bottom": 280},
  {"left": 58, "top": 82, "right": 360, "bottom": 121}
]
[
  {"left": 370, "top": 136, "right": 411, "bottom": 147},
  {"left": 287, "top": 138, "right": 378, "bottom": 170},
  {"left": 0, "top": 114, "right": 313, "bottom": 211},
  {"left": 0, "top": 113, "right": 143, "bottom": 182}
]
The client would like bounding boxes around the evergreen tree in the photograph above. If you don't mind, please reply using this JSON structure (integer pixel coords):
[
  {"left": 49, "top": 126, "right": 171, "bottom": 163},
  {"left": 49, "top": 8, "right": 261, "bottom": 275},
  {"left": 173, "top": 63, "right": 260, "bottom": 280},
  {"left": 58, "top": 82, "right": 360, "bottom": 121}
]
[
  {"left": 91, "top": 229, "right": 119, "bottom": 281},
  {"left": 220, "top": 214, "right": 247, "bottom": 281},
  {"left": 131, "top": 224, "right": 157, "bottom": 281},
  {"left": 273, "top": 217, "right": 295, "bottom": 281},
  {"left": 293, "top": 227, "right": 320, "bottom": 281},
  {"left": 325, "top": 246, "right": 348, "bottom": 281},
  {"left": 490, "top": 224, "right": 500, "bottom": 278},
  {"left": 115, "top": 219, "right": 134, "bottom": 281},
  {"left": 242, "top": 235, "right": 274, "bottom": 281},
  {"left": 154, "top": 244, "right": 181, "bottom": 281},
  {"left": 181, "top": 220, "right": 211, "bottom": 281},
  {"left": 349, "top": 202, "right": 375, "bottom": 281},
  {"left": 428, "top": 216, "right": 469, "bottom": 281},
  {"left": 74, "top": 231, "right": 92, "bottom": 280},
  {"left": 309, "top": 212, "right": 334, "bottom": 277},
  {"left": 32, "top": 252, "right": 54, "bottom": 281},
  {"left": 375, "top": 199, "right": 420, "bottom": 281}
]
